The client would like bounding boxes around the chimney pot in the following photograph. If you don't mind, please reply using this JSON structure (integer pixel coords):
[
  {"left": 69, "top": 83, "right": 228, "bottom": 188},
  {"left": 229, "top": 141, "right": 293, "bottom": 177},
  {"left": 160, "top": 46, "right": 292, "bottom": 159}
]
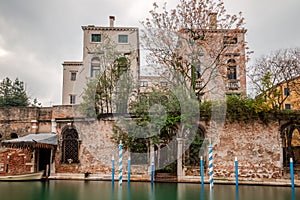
[
  {"left": 109, "top": 16, "right": 115, "bottom": 27},
  {"left": 209, "top": 13, "right": 217, "bottom": 29}
]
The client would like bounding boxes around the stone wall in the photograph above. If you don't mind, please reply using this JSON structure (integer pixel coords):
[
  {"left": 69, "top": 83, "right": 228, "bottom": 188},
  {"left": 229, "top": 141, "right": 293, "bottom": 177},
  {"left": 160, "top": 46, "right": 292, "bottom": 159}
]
[
  {"left": 0, "top": 106, "right": 294, "bottom": 180},
  {"left": 0, "top": 148, "right": 33, "bottom": 175},
  {"left": 207, "top": 120, "right": 282, "bottom": 179}
]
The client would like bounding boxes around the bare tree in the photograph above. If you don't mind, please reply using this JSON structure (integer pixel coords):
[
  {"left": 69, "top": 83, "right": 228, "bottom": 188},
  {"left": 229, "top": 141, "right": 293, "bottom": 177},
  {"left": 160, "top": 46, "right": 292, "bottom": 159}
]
[
  {"left": 141, "top": 0, "right": 250, "bottom": 99},
  {"left": 248, "top": 47, "right": 300, "bottom": 110}
]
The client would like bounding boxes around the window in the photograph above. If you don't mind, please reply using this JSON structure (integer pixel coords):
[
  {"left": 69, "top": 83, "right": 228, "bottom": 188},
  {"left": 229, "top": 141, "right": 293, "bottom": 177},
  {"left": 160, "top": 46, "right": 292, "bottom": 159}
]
[
  {"left": 70, "top": 72, "right": 77, "bottom": 81},
  {"left": 61, "top": 127, "right": 79, "bottom": 164},
  {"left": 114, "top": 57, "right": 129, "bottom": 75},
  {"left": 118, "top": 35, "right": 128, "bottom": 43},
  {"left": 140, "top": 81, "right": 148, "bottom": 87},
  {"left": 91, "top": 57, "right": 100, "bottom": 77},
  {"left": 91, "top": 34, "right": 101, "bottom": 42},
  {"left": 70, "top": 95, "right": 76, "bottom": 104},
  {"left": 160, "top": 82, "right": 168, "bottom": 87},
  {"left": 285, "top": 104, "right": 291, "bottom": 110},
  {"left": 224, "top": 36, "right": 238, "bottom": 45},
  {"left": 195, "top": 65, "right": 201, "bottom": 79},
  {"left": 227, "top": 59, "right": 237, "bottom": 80},
  {"left": 284, "top": 88, "right": 290, "bottom": 96}
]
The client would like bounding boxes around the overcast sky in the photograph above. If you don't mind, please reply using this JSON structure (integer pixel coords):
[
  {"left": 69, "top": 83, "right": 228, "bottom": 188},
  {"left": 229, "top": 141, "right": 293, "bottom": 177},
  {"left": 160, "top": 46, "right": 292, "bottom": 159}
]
[{"left": 0, "top": 0, "right": 299, "bottom": 106}]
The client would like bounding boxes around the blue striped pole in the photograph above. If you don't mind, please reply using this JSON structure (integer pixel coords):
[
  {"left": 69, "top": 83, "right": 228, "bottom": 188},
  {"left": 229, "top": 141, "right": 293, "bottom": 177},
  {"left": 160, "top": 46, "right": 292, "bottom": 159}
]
[
  {"left": 200, "top": 156, "right": 204, "bottom": 187},
  {"left": 112, "top": 155, "right": 115, "bottom": 184},
  {"left": 151, "top": 156, "right": 154, "bottom": 184},
  {"left": 235, "top": 157, "right": 239, "bottom": 188},
  {"left": 128, "top": 155, "right": 131, "bottom": 184},
  {"left": 290, "top": 157, "right": 295, "bottom": 189},
  {"left": 208, "top": 144, "right": 214, "bottom": 190},
  {"left": 118, "top": 141, "right": 123, "bottom": 187}
]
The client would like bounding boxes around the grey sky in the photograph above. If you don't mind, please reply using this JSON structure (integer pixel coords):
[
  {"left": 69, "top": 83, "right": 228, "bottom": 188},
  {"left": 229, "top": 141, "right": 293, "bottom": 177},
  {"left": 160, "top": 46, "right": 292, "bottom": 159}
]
[{"left": 0, "top": 0, "right": 299, "bottom": 106}]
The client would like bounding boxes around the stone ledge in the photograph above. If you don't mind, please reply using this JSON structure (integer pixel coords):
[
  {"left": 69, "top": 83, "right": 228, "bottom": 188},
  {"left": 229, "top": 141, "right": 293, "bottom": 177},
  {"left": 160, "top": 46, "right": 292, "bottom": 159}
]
[{"left": 48, "top": 174, "right": 299, "bottom": 187}]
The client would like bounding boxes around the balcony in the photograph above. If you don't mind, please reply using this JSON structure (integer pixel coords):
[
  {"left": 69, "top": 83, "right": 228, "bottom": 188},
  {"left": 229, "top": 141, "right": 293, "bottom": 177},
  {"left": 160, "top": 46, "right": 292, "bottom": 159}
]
[{"left": 226, "top": 80, "right": 240, "bottom": 90}]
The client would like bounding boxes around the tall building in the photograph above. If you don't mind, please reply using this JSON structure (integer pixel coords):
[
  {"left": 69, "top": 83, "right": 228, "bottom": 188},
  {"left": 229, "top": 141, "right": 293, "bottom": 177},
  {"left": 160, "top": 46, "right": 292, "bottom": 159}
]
[
  {"left": 62, "top": 16, "right": 140, "bottom": 105},
  {"left": 139, "top": 13, "right": 247, "bottom": 99}
]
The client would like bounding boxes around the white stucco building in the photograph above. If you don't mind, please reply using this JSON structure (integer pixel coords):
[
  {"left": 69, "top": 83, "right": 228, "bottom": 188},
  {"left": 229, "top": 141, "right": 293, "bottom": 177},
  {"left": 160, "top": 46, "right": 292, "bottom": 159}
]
[{"left": 62, "top": 16, "right": 140, "bottom": 105}]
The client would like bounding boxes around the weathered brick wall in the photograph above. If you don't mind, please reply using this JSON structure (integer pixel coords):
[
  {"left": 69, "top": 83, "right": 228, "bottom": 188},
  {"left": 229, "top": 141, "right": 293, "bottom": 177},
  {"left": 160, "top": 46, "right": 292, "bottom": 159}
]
[
  {"left": 0, "top": 148, "right": 33, "bottom": 175},
  {"left": 54, "top": 120, "right": 119, "bottom": 174},
  {"left": 211, "top": 120, "right": 282, "bottom": 179},
  {"left": 0, "top": 106, "right": 292, "bottom": 180}
]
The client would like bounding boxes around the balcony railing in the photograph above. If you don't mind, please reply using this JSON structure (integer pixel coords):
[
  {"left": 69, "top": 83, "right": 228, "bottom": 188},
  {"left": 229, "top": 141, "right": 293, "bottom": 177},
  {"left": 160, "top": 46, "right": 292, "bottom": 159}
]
[{"left": 226, "top": 80, "right": 240, "bottom": 90}]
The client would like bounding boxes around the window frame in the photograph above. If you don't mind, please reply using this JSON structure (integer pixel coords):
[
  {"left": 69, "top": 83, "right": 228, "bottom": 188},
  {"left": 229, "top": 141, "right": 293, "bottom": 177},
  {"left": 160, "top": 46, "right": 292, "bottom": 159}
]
[
  {"left": 70, "top": 95, "right": 76, "bottom": 104},
  {"left": 91, "top": 57, "right": 101, "bottom": 78},
  {"left": 70, "top": 72, "right": 77, "bottom": 81},
  {"left": 284, "top": 87, "right": 290, "bottom": 96},
  {"left": 91, "top": 34, "right": 101, "bottom": 43},
  {"left": 61, "top": 127, "right": 79, "bottom": 164},
  {"left": 223, "top": 36, "right": 238, "bottom": 45},
  {"left": 140, "top": 81, "right": 148, "bottom": 87},
  {"left": 284, "top": 104, "right": 291, "bottom": 110},
  {"left": 118, "top": 34, "right": 129, "bottom": 44},
  {"left": 160, "top": 82, "right": 168, "bottom": 87}
]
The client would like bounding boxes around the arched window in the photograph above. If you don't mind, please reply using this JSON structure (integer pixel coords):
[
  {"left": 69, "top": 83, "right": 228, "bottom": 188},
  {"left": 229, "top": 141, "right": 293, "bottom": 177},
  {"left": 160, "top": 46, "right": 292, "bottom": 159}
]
[
  {"left": 227, "top": 59, "right": 237, "bottom": 80},
  {"left": 114, "top": 57, "right": 129, "bottom": 76},
  {"left": 61, "top": 127, "right": 79, "bottom": 164},
  {"left": 91, "top": 57, "right": 100, "bottom": 78}
]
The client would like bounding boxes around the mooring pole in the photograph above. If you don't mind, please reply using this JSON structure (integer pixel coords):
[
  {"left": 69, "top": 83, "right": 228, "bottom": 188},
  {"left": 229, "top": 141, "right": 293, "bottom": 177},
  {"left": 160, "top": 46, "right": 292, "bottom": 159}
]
[
  {"left": 290, "top": 157, "right": 295, "bottom": 189},
  {"left": 112, "top": 155, "right": 115, "bottom": 184},
  {"left": 200, "top": 156, "right": 204, "bottom": 187},
  {"left": 151, "top": 156, "right": 154, "bottom": 184},
  {"left": 128, "top": 155, "right": 131, "bottom": 184},
  {"left": 118, "top": 141, "right": 123, "bottom": 187},
  {"left": 235, "top": 157, "right": 239, "bottom": 188},
  {"left": 208, "top": 144, "right": 214, "bottom": 190}
]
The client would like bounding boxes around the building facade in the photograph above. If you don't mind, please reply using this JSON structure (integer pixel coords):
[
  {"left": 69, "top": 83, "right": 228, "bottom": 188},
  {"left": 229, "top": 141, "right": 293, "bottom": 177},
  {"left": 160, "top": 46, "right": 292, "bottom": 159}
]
[
  {"left": 62, "top": 16, "right": 140, "bottom": 105},
  {"left": 0, "top": 106, "right": 299, "bottom": 182}
]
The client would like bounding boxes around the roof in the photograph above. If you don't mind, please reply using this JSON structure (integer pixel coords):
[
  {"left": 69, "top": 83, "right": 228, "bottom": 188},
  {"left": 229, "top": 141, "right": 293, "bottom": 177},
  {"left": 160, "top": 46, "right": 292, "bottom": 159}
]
[
  {"left": 1, "top": 133, "right": 58, "bottom": 149},
  {"left": 81, "top": 25, "right": 138, "bottom": 31}
]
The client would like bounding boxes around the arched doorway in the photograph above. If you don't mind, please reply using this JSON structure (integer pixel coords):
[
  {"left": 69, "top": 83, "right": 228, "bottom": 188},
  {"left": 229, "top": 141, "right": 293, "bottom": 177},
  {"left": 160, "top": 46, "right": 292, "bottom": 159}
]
[
  {"left": 61, "top": 126, "right": 79, "bottom": 164},
  {"left": 184, "top": 125, "right": 205, "bottom": 175},
  {"left": 281, "top": 122, "right": 300, "bottom": 171}
]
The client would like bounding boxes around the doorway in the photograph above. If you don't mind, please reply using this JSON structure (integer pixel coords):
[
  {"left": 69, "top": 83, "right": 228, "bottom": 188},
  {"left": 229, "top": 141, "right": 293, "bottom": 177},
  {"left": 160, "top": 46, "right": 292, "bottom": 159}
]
[{"left": 38, "top": 148, "right": 51, "bottom": 176}]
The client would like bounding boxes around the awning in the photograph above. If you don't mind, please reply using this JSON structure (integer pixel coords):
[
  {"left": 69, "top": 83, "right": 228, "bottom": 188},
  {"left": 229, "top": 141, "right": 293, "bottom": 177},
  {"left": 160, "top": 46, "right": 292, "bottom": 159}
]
[{"left": 1, "top": 133, "right": 58, "bottom": 149}]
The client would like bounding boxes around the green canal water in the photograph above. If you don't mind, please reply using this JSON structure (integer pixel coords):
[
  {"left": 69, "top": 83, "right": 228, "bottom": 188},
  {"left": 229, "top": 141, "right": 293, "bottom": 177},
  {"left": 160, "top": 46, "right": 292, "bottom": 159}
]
[{"left": 0, "top": 180, "right": 298, "bottom": 200}]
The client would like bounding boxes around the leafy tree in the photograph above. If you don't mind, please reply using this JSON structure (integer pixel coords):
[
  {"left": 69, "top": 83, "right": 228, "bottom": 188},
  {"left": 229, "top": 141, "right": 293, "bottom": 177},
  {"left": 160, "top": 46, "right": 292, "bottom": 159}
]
[
  {"left": 0, "top": 77, "right": 30, "bottom": 107},
  {"left": 248, "top": 48, "right": 300, "bottom": 110},
  {"left": 141, "top": 0, "right": 250, "bottom": 99}
]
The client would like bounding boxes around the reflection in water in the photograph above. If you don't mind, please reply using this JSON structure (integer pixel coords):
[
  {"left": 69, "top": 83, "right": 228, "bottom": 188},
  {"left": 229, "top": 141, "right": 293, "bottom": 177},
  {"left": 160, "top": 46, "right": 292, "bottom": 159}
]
[
  {"left": 149, "top": 183, "right": 154, "bottom": 200},
  {"left": 118, "top": 186, "right": 122, "bottom": 200},
  {"left": 235, "top": 187, "right": 239, "bottom": 200},
  {"left": 209, "top": 189, "right": 214, "bottom": 200},
  {"left": 292, "top": 188, "right": 295, "bottom": 200},
  {"left": 111, "top": 183, "right": 115, "bottom": 200},
  {"left": 200, "top": 184, "right": 205, "bottom": 200},
  {"left": 0, "top": 181, "right": 298, "bottom": 200},
  {"left": 127, "top": 183, "right": 131, "bottom": 200}
]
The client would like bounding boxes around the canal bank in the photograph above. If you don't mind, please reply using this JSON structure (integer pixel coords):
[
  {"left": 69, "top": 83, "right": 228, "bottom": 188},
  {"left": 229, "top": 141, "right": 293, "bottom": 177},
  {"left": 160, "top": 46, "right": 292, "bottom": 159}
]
[{"left": 48, "top": 173, "right": 300, "bottom": 187}]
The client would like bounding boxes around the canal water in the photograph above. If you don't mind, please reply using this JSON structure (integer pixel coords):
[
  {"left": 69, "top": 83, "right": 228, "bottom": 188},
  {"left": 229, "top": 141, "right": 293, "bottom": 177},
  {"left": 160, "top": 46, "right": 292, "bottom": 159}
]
[{"left": 0, "top": 180, "right": 298, "bottom": 200}]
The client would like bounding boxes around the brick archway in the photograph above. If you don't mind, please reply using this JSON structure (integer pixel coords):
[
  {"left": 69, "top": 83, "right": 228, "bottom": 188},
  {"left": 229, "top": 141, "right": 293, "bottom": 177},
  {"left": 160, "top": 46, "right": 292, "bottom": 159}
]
[
  {"left": 280, "top": 121, "right": 300, "bottom": 171},
  {"left": 61, "top": 126, "right": 79, "bottom": 164}
]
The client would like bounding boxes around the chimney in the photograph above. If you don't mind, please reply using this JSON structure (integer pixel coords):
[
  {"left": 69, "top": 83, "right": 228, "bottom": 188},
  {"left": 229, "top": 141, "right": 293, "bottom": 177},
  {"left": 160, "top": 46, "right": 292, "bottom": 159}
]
[
  {"left": 209, "top": 13, "right": 217, "bottom": 29},
  {"left": 109, "top": 16, "right": 115, "bottom": 27}
]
